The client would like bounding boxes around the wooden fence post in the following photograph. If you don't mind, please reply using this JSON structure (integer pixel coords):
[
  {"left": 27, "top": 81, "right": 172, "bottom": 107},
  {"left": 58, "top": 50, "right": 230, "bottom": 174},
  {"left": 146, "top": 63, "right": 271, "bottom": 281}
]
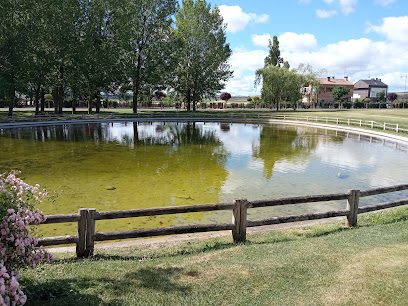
[
  {"left": 76, "top": 209, "right": 88, "bottom": 257},
  {"left": 85, "top": 209, "right": 96, "bottom": 257},
  {"left": 346, "top": 190, "right": 360, "bottom": 228},
  {"left": 232, "top": 199, "right": 248, "bottom": 242}
]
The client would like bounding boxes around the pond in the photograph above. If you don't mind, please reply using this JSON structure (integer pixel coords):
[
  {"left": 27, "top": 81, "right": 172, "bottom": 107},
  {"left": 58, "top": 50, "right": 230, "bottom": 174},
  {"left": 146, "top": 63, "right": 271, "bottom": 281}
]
[{"left": 1, "top": 121, "right": 407, "bottom": 238}]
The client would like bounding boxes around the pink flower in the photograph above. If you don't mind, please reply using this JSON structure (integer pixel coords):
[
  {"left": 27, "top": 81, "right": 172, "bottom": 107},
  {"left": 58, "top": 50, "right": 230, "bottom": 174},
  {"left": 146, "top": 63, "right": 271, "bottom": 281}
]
[{"left": 0, "top": 171, "right": 54, "bottom": 304}]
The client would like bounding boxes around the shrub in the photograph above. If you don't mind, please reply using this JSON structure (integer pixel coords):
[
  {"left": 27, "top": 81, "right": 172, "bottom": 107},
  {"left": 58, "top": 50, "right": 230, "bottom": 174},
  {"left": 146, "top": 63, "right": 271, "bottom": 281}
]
[
  {"left": 353, "top": 100, "right": 364, "bottom": 108},
  {"left": 0, "top": 171, "right": 54, "bottom": 305},
  {"left": 64, "top": 98, "right": 73, "bottom": 108},
  {"left": 343, "top": 102, "right": 352, "bottom": 109}
]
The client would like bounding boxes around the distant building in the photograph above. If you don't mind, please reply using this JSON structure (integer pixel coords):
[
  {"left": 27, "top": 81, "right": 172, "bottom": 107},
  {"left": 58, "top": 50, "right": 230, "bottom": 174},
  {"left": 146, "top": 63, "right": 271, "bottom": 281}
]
[
  {"left": 353, "top": 78, "right": 388, "bottom": 102},
  {"left": 302, "top": 77, "right": 354, "bottom": 104}
]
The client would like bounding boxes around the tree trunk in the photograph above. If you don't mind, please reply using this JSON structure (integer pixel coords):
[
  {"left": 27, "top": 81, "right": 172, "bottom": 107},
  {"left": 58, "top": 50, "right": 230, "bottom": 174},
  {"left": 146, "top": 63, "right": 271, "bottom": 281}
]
[
  {"left": 186, "top": 88, "right": 191, "bottom": 111},
  {"left": 34, "top": 85, "right": 40, "bottom": 115},
  {"left": 58, "top": 85, "right": 64, "bottom": 114},
  {"left": 132, "top": 51, "right": 143, "bottom": 114},
  {"left": 8, "top": 106, "right": 13, "bottom": 117},
  {"left": 95, "top": 92, "right": 100, "bottom": 113},
  {"left": 132, "top": 89, "right": 138, "bottom": 114},
  {"left": 53, "top": 87, "right": 58, "bottom": 114},
  {"left": 72, "top": 96, "right": 77, "bottom": 114},
  {"left": 40, "top": 87, "right": 45, "bottom": 113},
  {"left": 88, "top": 94, "right": 92, "bottom": 114}
]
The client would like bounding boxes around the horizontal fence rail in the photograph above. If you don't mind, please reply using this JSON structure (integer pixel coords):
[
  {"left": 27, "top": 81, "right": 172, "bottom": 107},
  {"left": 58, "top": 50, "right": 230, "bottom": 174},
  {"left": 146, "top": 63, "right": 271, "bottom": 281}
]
[
  {"left": 275, "top": 114, "right": 408, "bottom": 134},
  {"left": 36, "top": 184, "right": 408, "bottom": 258}
]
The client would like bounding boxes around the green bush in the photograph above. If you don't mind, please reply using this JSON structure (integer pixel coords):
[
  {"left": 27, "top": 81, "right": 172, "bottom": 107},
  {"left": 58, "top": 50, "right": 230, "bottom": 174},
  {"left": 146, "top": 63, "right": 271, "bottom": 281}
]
[
  {"left": 353, "top": 100, "right": 364, "bottom": 108},
  {"left": 64, "top": 98, "right": 73, "bottom": 108},
  {"left": 343, "top": 102, "right": 352, "bottom": 109}
]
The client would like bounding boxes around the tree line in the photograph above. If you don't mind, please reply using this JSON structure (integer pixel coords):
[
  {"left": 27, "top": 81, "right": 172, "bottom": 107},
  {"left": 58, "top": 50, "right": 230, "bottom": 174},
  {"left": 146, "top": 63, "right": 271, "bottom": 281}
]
[
  {"left": 255, "top": 36, "right": 325, "bottom": 111},
  {"left": 0, "top": 0, "right": 232, "bottom": 116}
]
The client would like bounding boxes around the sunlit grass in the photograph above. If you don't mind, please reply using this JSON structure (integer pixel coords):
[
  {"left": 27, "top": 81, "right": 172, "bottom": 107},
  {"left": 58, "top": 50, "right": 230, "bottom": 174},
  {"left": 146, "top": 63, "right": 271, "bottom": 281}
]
[{"left": 21, "top": 205, "right": 408, "bottom": 306}]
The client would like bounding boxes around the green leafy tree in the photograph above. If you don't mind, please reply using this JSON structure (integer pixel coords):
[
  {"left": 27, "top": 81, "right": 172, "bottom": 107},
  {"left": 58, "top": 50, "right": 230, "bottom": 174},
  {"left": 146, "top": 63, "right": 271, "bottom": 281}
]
[
  {"left": 331, "top": 86, "right": 350, "bottom": 109},
  {"left": 255, "top": 66, "right": 304, "bottom": 111},
  {"left": 173, "top": 0, "right": 232, "bottom": 111},
  {"left": 296, "top": 63, "right": 326, "bottom": 108},
  {"left": 264, "top": 36, "right": 281, "bottom": 67},
  {"left": 0, "top": 0, "right": 32, "bottom": 116},
  {"left": 376, "top": 91, "right": 385, "bottom": 102},
  {"left": 79, "top": 0, "right": 121, "bottom": 114},
  {"left": 114, "top": 0, "right": 177, "bottom": 113},
  {"left": 264, "top": 36, "right": 289, "bottom": 68},
  {"left": 44, "top": 0, "right": 84, "bottom": 114}
]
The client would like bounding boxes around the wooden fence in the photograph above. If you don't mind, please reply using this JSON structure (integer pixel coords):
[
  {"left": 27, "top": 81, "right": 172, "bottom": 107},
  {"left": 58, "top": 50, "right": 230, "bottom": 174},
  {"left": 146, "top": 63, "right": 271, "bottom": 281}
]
[
  {"left": 37, "top": 184, "right": 408, "bottom": 258},
  {"left": 275, "top": 114, "right": 408, "bottom": 134}
]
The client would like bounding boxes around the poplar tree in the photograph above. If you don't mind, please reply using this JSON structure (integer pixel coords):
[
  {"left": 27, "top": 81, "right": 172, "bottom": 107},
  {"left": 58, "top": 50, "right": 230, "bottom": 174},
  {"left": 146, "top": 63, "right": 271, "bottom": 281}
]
[
  {"left": 264, "top": 36, "right": 289, "bottom": 69},
  {"left": 0, "top": 0, "right": 31, "bottom": 116},
  {"left": 173, "top": 0, "right": 232, "bottom": 111},
  {"left": 116, "top": 0, "right": 177, "bottom": 114}
]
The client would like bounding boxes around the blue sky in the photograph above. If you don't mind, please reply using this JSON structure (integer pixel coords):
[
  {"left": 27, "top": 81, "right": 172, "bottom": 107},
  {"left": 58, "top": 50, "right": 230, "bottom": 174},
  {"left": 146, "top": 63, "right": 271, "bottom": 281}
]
[{"left": 201, "top": 0, "right": 408, "bottom": 96}]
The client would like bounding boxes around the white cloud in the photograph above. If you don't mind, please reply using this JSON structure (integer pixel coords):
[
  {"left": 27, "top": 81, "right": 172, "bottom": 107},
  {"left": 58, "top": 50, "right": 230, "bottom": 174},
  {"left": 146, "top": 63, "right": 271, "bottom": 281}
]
[
  {"left": 251, "top": 32, "right": 318, "bottom": 51},
  {"left": 218, "top": 5, "right": 269, "bottom": 33},
  {"left": 339, "top": 0, "right": 358, "bottom": 14},
  {"left": 316, "top": 9, "right": 337, "bottom": 18},
  {"left": 366, "top": 16, "right": 408, "bottom": 43},
  {"left": 279, "top": 32, "right": 318, "bottom": 52},
  {"left": 229, "top": 50, "right": 268, "bottom": 73},
  {"left": 251, "top": 34, "right": 271, "bottom": 47},
  {"left": 318, "top": 0, "right": 358, "bottom": 16},
  {"left": 374, "top": 0, "right": 396, "bottom": 6},
  {"left": 226, "top": 15, "right": 408, "bottom": 96},
  {"left": 225, "top": 50, "right": 268, "bottom": 96}
]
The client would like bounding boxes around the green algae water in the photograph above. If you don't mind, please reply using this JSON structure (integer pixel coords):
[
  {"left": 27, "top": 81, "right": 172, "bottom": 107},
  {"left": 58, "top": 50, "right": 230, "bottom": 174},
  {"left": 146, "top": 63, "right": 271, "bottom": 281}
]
[{"left": 1, "top": 121, "right": 408, "bottom": 238}]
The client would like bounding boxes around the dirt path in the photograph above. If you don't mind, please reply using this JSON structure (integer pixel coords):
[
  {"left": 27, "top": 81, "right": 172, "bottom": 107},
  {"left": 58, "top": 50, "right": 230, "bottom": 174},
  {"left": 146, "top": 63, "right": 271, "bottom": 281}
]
[{"left": 48, "top": 217, "right": 343, "bottom": 254}]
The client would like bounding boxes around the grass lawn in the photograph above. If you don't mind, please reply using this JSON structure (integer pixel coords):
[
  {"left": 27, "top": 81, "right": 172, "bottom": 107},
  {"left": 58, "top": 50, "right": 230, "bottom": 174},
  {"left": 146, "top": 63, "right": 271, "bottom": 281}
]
[
  {"left": 2, "top": 107, "right": 408, "bottom": 126},
  {"left": 21, "top": 205, "right": 408, "bottom": 306}
]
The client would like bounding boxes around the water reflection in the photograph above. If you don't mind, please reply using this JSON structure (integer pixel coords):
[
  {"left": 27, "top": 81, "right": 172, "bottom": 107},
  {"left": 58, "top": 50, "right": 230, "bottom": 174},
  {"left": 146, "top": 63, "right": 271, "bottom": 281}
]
[
  {"left": 0, "top": 122, "right": 407, "bottom": 237},
  {"left": 253, "top": 125, "right": 319, "bottom": 179}
]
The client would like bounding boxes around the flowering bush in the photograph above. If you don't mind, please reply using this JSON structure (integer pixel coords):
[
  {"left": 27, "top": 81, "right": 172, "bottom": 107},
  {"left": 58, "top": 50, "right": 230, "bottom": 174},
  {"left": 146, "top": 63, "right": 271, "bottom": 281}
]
[{"left": 0, "top": 171, "right": 54, "bottom": 305}]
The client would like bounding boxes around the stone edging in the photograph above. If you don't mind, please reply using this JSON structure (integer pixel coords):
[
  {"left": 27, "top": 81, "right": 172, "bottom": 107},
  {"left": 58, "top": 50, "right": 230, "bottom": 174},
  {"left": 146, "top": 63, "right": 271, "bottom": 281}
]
[{"left": 1, "top": 117, "right": 408, "bottom": 146}]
